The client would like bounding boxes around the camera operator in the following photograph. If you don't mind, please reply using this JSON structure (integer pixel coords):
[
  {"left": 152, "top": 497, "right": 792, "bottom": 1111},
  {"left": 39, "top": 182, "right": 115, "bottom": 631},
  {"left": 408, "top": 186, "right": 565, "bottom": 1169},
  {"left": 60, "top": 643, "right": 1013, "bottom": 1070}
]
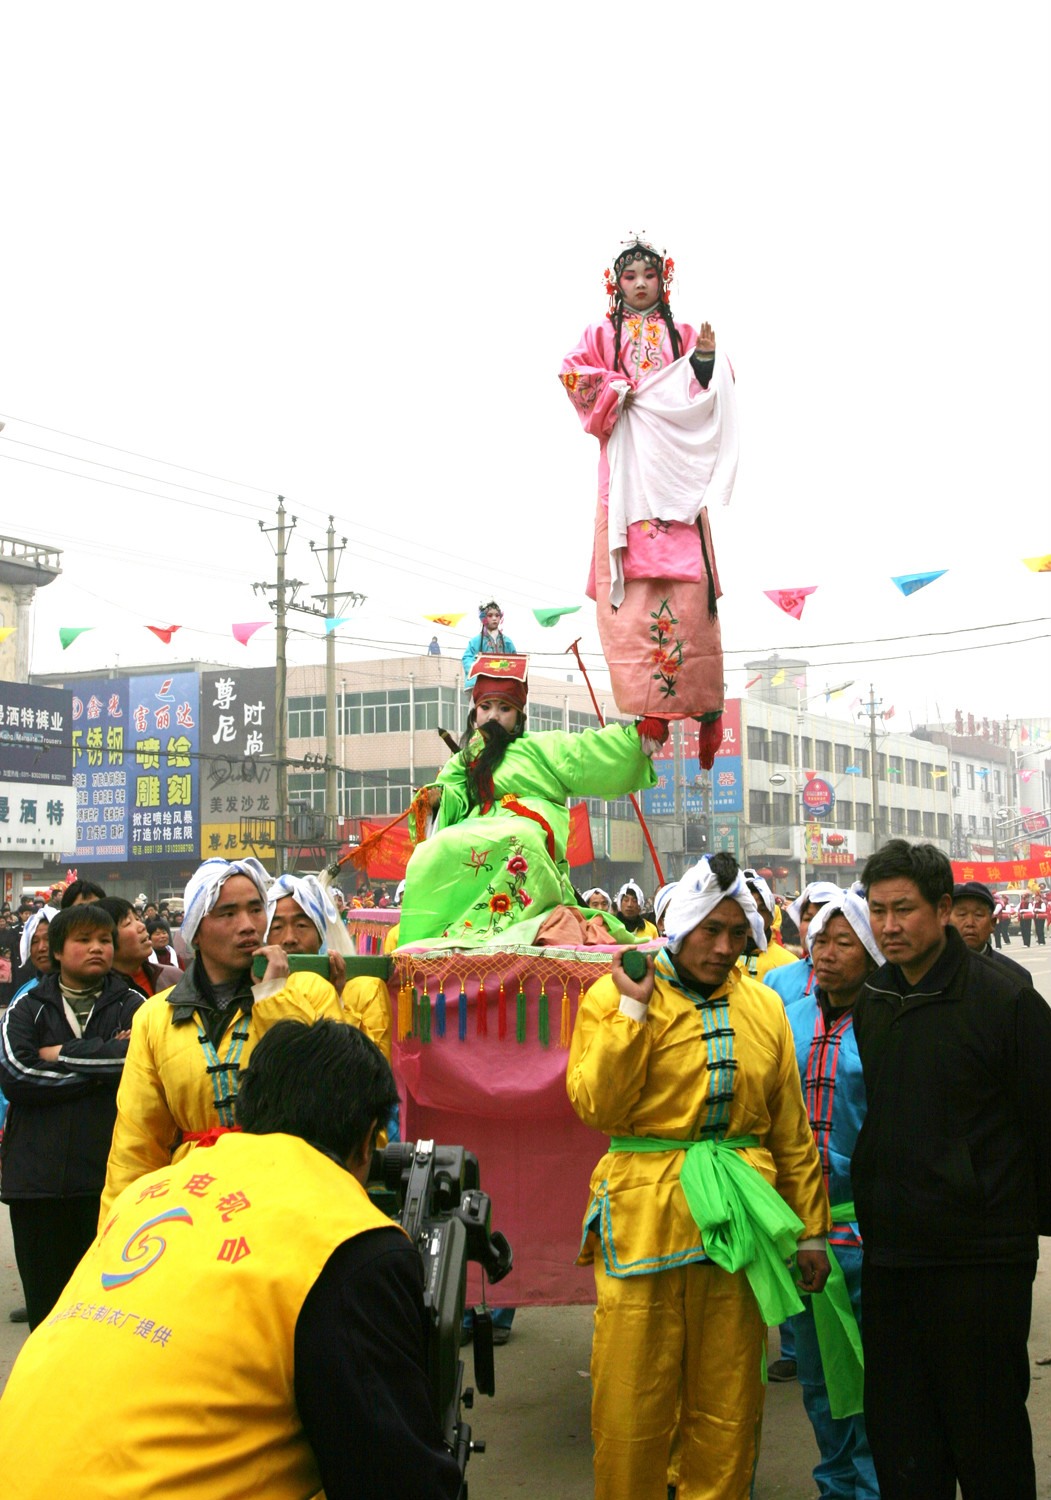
[{"left": 0, "top": 1020, "right": 462, "bottom": 1500}]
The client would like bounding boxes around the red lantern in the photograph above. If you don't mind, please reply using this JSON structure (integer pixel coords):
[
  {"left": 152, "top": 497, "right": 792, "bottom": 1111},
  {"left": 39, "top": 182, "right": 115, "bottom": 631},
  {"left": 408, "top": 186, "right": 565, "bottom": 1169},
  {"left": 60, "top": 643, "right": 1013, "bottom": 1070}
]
[
  {"left": 826, "top": 834, "right": 845, "bottom": 847},
  {"left": 775, "top": 866, "right": 790, "bottom": 877},
  {"left": 758, "top": 867, "right": 774, "bottom": 878}
]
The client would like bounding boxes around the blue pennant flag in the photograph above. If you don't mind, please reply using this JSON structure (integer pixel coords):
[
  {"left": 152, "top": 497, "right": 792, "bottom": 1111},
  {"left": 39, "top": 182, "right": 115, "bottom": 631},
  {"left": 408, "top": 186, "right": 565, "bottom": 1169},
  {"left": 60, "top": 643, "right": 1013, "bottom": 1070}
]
[{"left": 891, "top": 570, "right": 947, "bottom": 597}]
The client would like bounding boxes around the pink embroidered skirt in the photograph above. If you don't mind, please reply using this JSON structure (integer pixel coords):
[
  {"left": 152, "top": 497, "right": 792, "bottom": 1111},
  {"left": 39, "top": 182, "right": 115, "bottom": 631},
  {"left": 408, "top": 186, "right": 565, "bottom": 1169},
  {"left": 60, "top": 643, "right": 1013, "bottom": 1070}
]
[{"left": 590, "top": 502, "right": 725, "bottom": 722}]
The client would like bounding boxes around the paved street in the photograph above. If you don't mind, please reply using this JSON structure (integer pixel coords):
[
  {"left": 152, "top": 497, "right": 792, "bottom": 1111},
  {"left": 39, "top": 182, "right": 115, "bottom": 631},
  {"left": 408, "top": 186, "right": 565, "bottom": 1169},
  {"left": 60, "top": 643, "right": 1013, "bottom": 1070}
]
[{"left": 0, "top": 943, "right": 1047, "bottom": 1496}]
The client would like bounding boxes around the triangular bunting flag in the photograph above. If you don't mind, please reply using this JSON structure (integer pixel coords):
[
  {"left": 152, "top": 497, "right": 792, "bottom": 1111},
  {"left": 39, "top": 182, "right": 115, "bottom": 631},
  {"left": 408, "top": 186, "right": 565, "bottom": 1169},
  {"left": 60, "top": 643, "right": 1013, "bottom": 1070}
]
[
  {"left": 424, "top": 613, "right": 467, "bottom": 629},
  {"left": 745, "top": 673, "right": 763, "bottom": 688},
  {"left": 325, "top": 617, "right": 354, "bottom": 634},
  {"left": 146, "top": 625, "right": 181, "bottom": 645},
  {"left": 0, "top": 627, "right": 14, "bottom": 644},
  {"left": 59, "top": 627, "right": 94, "bottom": 651},
  {"left": 1022, "top": 554, "right": 1051, "bottom": 572},
  {"left": 770, "top": 668, "right": 786, "bottom": 687},
  {"left": 533, "top": 606, "right": 582, "bottom": 628},
  {"left": 232, "top": 621, "right": 269, "bottom": 646},
  {"left": 884, "top": 705, "right": 896, "bottom": 720},
  {"left": 763, "top": 587, "right": 817, "bottom": 621},
  {"left": 792, "top": 674, "right": 806, "bottom": 688},
  {"left": 891, "top": 571, "right": 947, "bottom": 596}
]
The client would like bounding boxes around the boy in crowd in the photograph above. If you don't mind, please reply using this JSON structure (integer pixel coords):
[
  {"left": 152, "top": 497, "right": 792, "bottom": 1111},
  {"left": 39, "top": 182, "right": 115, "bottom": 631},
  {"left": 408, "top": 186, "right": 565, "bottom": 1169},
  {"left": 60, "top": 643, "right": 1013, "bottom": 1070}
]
[{"left": 0, "top": 903, "right": 143, "bottom": 1327}]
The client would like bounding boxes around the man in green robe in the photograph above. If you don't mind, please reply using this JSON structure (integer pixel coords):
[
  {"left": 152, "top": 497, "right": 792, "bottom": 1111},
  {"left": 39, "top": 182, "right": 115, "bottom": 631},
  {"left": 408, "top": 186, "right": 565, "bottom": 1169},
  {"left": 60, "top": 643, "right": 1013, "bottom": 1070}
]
[{"left": 398, "top": 655, "right": 661, "bottom": 950}]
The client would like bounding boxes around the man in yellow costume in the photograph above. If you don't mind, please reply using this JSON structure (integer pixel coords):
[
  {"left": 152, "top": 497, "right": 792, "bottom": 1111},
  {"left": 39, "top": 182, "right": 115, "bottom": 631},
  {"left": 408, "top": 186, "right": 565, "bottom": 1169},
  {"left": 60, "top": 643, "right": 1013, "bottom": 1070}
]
[
  {"left": 265, "top": 872, "right": 392, "bottom": 1062},
  {"left": 568, "top": 852, "right": 831, "bottom": 1499},
  {"left": 0, "top": 1019, "right": 462, "bottom": 1500},
  {"left": 99, "top": 857, "right": 348, "bottom": 1222}
]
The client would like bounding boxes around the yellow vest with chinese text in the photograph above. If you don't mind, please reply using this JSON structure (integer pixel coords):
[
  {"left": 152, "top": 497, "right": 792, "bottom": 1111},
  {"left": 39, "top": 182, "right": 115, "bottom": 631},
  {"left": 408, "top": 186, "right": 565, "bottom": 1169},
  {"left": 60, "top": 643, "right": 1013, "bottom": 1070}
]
[{"left": 0, "top": 1131, "right": 397, "bottom": 1500}]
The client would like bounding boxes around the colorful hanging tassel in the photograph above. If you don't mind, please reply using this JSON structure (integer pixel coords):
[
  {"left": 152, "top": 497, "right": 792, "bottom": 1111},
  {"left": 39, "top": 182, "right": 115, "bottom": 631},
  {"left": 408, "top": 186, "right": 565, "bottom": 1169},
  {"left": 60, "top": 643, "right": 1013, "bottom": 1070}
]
[
  {"left": 397, "top": 980, "right": 412, "bottom": 1042},
  {"left": 435, "top": 984, "right": 446, "bottom": 1038},
  {"left": 560, "top": 982, "right": 572, "bottom": 1048},
  {"left": 539, "top": 989, "right": 550, "bottom": 1047},
  {"left": 516, "top": 985, "right": 527, "bottom": 1043},
  {"left": 477, "top": 978, "right": 487, "bottom": 1037},
  {"left": 498, "top": 980, "right": 508, "bottom": 1039},
  {"left": 420, "top": 986, "right": 432, "bottom": 1044},
  {"left": 458, "top": 984, "right": 468, "bottom": 1041}
]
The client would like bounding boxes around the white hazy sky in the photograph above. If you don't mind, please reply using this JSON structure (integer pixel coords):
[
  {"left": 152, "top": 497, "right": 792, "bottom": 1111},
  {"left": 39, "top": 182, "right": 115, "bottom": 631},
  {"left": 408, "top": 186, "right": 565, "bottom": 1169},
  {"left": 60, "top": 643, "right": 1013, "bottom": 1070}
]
[{"left": 2, "top": 4, "right": 1048, "bottom": 736}]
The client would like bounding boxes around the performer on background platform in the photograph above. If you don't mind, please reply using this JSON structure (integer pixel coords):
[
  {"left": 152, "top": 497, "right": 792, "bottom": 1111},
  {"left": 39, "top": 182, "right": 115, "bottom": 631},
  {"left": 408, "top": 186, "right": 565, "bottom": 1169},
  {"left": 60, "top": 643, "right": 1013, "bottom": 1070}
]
[
  {"left": 461, "top": 599, "right": 516, "bottom": 684},
  {"left": 559, "top": 234, "right": 739, "bottom": 768},
  {"left": 398, "top": 655, "right": 661, "bottom": 950},
  {"left": 568, "top": 854, "right": 829, "bottom": 1499}
]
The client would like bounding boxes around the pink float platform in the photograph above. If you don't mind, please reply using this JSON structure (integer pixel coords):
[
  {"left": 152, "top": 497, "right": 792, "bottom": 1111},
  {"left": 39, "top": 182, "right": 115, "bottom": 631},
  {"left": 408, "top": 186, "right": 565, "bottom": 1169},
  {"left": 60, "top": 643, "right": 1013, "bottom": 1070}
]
[{"left": 385, "top": 940, "right": 659, "bottom": 1307}]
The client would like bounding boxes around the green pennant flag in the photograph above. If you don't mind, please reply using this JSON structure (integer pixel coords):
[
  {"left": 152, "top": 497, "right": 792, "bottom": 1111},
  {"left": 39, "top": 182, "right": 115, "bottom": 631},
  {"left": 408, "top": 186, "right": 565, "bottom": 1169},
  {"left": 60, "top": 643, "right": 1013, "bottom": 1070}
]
[
  {"left": 532, "top": 606, "right": 581, "bottom": 628},
  {"left": 59, "top": 627, "right": 94, "bottom": 651}
]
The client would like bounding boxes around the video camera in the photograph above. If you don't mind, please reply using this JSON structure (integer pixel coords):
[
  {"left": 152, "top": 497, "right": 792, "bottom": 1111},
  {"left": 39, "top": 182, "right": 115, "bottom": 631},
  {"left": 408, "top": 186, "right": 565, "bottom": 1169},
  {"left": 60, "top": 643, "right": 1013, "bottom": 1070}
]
[{"left": 368, "top": 1140, "right": 513, "bottom": 1494}]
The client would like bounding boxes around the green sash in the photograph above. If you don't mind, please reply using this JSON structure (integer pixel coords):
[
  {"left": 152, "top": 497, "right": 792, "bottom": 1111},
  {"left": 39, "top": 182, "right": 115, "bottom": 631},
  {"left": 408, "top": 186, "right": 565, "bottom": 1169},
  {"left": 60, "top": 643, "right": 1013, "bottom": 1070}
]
[
  {"left": 608, "top": 1134, "right": 805, "bottom": 1325},
  {"left": 808, "top": 1200, "right": 864, "bottom": 1419}
]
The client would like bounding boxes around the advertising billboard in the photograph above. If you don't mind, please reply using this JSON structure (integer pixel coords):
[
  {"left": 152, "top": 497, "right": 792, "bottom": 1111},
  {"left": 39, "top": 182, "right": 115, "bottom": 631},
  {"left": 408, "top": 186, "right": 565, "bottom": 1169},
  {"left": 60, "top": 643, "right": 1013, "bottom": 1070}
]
[
  {"left": 0, "top": 682, "right": 72, "bottom": 786},
  {"left": 199, "top": 667, "right": 276, "bottom": 861},
  {"left": 71, "top": 679, "right": 130, "bottom": 860},
  {"left": 127, "top": 672, "right": 200, "bottom": 861}
]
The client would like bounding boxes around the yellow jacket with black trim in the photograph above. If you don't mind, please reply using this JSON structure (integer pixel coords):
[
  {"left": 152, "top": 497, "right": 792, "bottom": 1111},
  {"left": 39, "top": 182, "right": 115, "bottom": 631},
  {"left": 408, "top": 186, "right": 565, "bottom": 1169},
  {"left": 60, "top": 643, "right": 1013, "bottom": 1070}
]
[
  {"left": 567, "top": 961, "right": 830, "bottom": 1276},
  {"left": 736, "top": 940, "right": 797, "bottom": 984},
  {"left": 0, "top": 1132, "right": 396, "bottom": 1499},
  {"left": 341, "top": 975, "right": 392, "bottom": 1063},
  {"left": 99, "top": 965, "right": 349, "bottom": 1224}
]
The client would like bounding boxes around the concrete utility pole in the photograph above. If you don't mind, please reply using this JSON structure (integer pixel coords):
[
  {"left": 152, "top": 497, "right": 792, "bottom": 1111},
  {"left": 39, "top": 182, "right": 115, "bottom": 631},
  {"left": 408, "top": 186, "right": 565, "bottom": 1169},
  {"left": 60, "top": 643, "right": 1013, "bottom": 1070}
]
[
  {"left": 255, "top": 497, "right": 298, "bottom": 874},
  {"left": 324, "top": 518, "right": 339, "bottom": 848},
  {"left": 859, "top": 684, "right": 884, "bottom": 852}
]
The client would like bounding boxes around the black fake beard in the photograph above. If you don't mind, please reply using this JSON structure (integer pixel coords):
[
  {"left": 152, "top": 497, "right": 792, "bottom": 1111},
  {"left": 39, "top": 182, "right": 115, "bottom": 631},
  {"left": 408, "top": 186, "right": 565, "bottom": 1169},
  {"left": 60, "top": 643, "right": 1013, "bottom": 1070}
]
[{"left": 464, "top": 718, "right": 515, "bottom": 809}]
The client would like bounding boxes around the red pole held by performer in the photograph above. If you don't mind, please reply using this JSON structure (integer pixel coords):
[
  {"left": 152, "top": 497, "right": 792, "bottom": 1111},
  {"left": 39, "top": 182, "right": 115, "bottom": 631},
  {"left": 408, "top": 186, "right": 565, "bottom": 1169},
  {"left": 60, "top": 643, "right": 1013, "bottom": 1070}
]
[{"left": 566, "top": 639, "right": 666, "bottom": 888}]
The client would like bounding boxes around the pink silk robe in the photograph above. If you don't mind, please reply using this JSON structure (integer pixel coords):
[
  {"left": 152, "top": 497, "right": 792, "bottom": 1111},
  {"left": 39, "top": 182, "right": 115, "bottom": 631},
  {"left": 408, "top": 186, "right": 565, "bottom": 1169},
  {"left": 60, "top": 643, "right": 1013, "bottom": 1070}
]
[{"left": 560, "top": 313, "right": 725, "bottom": 724}]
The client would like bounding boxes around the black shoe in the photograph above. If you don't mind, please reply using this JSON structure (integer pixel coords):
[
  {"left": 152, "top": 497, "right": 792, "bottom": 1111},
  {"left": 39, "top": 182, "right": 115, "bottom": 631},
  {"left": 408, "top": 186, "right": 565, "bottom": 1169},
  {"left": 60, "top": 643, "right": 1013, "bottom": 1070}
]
[
  {"left": 767, "top": 1357, "right": 797, "bottom": 1381},
  {"left": 491, "top": 1325, "right": 511, "bottom": 1345},
  {"left": 8, "top": 1306, "right": 28, "bottom": 1323}
]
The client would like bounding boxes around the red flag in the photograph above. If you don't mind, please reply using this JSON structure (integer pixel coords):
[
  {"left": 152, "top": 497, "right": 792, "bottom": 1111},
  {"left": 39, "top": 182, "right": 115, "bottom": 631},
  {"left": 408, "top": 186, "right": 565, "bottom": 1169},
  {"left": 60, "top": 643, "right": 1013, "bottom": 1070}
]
[
  {"left": 745, "top": 674, "right": 763, "bottom": 689},
  {"left": 355, "top": 817, "right": 416, "bottom": 879},
  {"left": 567, "top": 802, "right": 595, "bottom": 867},
  {"left": 146, "top": 625, "right": 181, "bottom": 645},
  {"left": 884, "top": 705, "right": 895, "bottom": 720}
]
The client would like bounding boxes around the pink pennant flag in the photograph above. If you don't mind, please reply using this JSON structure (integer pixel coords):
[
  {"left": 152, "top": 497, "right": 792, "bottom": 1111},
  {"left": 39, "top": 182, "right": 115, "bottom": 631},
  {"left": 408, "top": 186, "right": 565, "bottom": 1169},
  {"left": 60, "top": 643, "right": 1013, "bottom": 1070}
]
[
  {"left": 146, "top": 625, "right": 181, "bottom": 645},
  {"left": 1021, "top": 726, "right": 1030, "bottom": 741},
  {"left": 849, "top": 696, "right": 862, "bottom": 711},
  {"left": 792, "top": 674, "right": 806, "bottom": 689},
  {"left": 745, "top": 673, "right": 763, "bottom": 688},
  {"left": 884, "top": 705, "right": 896, "bottom": 720},
  {"left": 763, "top": 587, "right": 817, "bottom": 621},
  {"left": 1019, "top": 769, "right": 1036, "bottom": 782},
  {"left": 232, "top": 621, "right": 269, "bottom": 646}
]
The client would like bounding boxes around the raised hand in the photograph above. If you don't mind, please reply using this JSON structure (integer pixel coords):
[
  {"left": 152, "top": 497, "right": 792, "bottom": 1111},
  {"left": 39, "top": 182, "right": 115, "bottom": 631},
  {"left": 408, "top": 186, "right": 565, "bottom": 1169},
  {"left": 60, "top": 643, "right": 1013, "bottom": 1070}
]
[{"left": 694, "top": 322, "right": 716, "bottom": 354}]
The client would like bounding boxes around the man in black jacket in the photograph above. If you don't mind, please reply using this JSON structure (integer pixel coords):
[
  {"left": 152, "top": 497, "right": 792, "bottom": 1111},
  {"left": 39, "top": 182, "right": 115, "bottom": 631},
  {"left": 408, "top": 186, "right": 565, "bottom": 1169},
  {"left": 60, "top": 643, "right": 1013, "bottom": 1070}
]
[
  {"left": 0, "top": 903, "right": 143, "bottom": 1328},
  {"left": 949, "top": 879, "right": 1036, "bottom": 986},
  {"left": 852, "top": 840, "right": 1051, "bottom": 1500}
]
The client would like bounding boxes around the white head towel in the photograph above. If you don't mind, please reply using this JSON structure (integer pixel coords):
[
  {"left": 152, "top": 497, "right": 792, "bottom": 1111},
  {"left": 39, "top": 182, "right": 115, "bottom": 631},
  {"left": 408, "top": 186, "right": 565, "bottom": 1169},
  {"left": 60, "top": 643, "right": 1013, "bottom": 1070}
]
[
  {"left": 182, "top": 858, "right": 270, "bottom": 946},
  {"left": 665, "top": 858, "right": 767, "bottom": 955}
]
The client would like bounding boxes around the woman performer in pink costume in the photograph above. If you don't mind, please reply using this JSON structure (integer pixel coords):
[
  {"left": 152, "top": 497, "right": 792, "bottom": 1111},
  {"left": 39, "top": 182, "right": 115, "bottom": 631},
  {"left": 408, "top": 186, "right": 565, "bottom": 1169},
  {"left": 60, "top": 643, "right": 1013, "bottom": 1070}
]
[{"left": 559, "top": 234, "right": 738, "bottom": 768}]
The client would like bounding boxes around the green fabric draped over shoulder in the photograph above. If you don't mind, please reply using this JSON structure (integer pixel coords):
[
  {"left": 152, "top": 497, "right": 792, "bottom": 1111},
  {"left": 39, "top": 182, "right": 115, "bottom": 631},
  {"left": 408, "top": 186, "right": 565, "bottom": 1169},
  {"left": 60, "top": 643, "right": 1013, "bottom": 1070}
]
[
  {"left": 398, "top": 724, "right": 657, "bottom": 950},
  {"left": 610, "top": 1134, "right": 805, "bottom": 1325}
]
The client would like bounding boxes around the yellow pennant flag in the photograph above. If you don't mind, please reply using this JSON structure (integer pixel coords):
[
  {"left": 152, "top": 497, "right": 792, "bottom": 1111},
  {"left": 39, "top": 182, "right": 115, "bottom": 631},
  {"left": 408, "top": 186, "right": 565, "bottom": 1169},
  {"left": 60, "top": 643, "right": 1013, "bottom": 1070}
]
[
  {"left": 424, "top": 613, "right": 467, "bottom": 629},
  {"left": 770, "top": 668, "right": 785, "bottom": 687},
  {"left": 0, "top": 627, "right": 14, "bottom": 645},
  {"left": 1022, "top": 554, "right": 1051, "bottom": 572}
]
